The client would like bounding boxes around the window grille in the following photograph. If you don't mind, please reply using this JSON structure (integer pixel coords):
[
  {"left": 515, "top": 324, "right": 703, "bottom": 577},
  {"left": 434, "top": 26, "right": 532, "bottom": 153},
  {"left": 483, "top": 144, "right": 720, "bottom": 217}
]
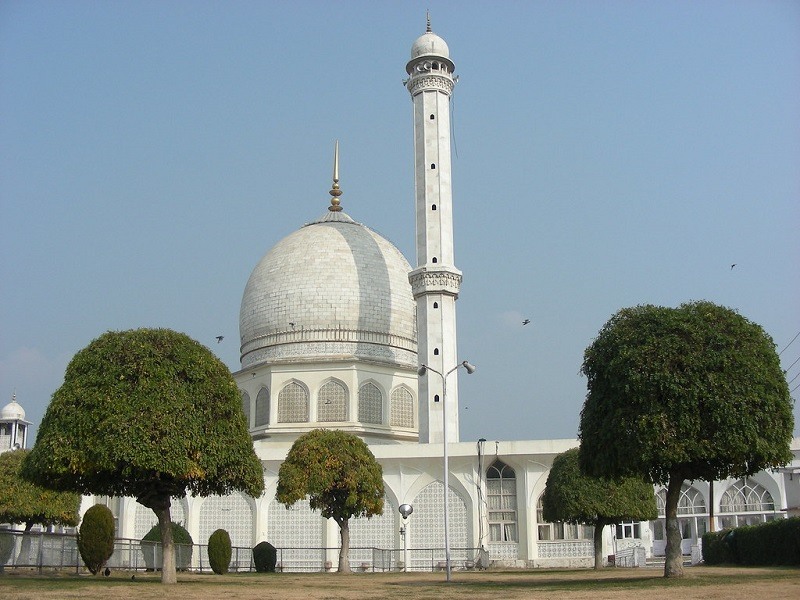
[
  {"left": 487, "top": 461, "right": 518, "bottom": 543},
  {"left": 358, "top": 383, "right": 382, "bottom": 424},
  {"left": 278, "top": 382, "right": 309, "bottom": 423},
  {"left": 318, "top": 380, "right": 347, "bottom": 422},
  {"left": 255, "top": 387, "right": 270, "bottom": 426},
  {"left": 199, "top": 494, "right": 253, "bottom": 548},
  {"left": 390, "top": 387, "right": 414, "bottom": 428}
]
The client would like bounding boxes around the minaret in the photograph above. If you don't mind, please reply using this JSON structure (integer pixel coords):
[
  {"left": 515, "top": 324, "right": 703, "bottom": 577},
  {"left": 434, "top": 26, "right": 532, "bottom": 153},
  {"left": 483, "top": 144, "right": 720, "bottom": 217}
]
[{"left": 406, "top": 18, "right": 462, "bottom": 444}]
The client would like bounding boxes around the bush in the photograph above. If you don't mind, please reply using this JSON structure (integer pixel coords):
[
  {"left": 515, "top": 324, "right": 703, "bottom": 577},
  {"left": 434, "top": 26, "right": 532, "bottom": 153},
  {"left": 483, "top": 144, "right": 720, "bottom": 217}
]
[
  {"left": 78, "top": 504, "right": 115, "bottom": 575},
  {"left": 208, "top": 529, "right": 232, "bottom": 575},
  {"left": 140, "top": 522, "right": 193, "bottom": 571},
  {"left": 701, "top": 529, "right": 736, "bottom": 565},
  {"left": 253, "top": 541, "right": 277, "bottom": 573},
  {"left": 703, "top": 518, "right": 800, "bottom": 566}
]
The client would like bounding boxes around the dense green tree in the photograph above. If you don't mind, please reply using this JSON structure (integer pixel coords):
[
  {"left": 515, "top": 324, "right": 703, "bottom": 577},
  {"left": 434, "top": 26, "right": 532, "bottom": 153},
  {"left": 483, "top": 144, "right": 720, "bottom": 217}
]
[
  {"left": 207, "top": 528, "right": 232, "bottom": 575},
  {"left": 22, "top": 328, "right": 265, "bottom": 584},
  {"left": 276, "top": 429, "right": 384, "bottom": 573},
  {"left": 0, "top": 449, "right": 80, "bottom": 564},
  {"left": 78, "top": 504, "right": 115, "bottom": 575},
  {"left": 579, "top": 301, "right": 793, "bottom": 578},
  {"left": 542, "top": 448, "right": 657, "bottom": 569}
]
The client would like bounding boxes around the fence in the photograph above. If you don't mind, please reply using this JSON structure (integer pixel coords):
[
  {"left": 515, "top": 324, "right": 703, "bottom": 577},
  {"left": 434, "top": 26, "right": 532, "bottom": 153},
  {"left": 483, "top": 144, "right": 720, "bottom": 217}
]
[{"left": 0, "top": 530, "right": 483, "bottom": 574}]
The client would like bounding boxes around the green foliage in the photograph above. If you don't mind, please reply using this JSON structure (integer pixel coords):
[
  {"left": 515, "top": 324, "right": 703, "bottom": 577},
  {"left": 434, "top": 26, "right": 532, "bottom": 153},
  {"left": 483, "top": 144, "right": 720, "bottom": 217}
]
[
  {"left": 78, "top": 504, "right": 115, "bottom": 575},
  {"left": 277, "top": 429, "right": 384, "bottom": 572},
  {"left": 277, "top": 429, "right": 384, "bottom": 522},
  {"left": 207, "top": 529, "right": 232, "bottom": 575},
  {"left": 542, "top": 449, "right": 657, "bottom": 525},
  {"left": 579, "top": 301, "right": 793, "bottom": 485},
  {"left": 253, "top": 541, "right": 277, "bottom": 573},
  {"left": 728, "top": 518, "right": 800, "bottom": 566},
  {"left": 701, "top": 530, "right": 736, "bottom": 565},
  {"left": 23, "top": 328, "right": 264, "bottom": 503},
  {"left": 0, "top": 449, "right": 80, "bottom": 529},
  {"left": 141, "top": 522, "right": 193, "bottom": 571}
]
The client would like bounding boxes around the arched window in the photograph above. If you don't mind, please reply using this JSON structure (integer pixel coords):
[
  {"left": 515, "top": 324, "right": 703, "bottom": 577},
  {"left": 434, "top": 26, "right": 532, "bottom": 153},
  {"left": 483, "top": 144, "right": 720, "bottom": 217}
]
[
  {"left": 318, "top": 380, "right": 347, "bottom": 422},
  {"left": 653, "top": 484, "right": 707, "bottom": 542},
  {"left": 486, "top": 461, "right": 517, "bottom": 543},
  {"left": 358, "top": 382, "right": 382, "bottom": 424},
  {"left": 277, "top": 382, "right": 309, "bottom": 423},
  {"left": 390, "top": 387, "right": 414, "bottom": 428},
  {"left": 719, "top": 477, "right": 776, "bottom": 528},
  {"left": 240, "top": 390, "right": 251, "bottom": 428},
  {"left": 433, "top": 302, "right": 438, "bottom": 308},
  {"left": 255, "top": 387, "right": 269, "bottom": 426}
]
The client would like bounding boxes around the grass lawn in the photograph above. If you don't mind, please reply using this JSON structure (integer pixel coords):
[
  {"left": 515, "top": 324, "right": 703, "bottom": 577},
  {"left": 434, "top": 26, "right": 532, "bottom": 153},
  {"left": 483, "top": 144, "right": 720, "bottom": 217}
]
[{"left": 1, "top": 566, "right": 798, "bottom": 600}]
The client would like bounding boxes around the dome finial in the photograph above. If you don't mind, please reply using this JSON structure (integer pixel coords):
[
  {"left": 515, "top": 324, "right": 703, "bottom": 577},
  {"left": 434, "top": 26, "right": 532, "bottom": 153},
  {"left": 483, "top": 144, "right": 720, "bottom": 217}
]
[
  {"left": 426, "top": 10, "right": 432, "bottom": 33},
  {"left": 329, "top": 140, "right": 343, "bottom": 212}
]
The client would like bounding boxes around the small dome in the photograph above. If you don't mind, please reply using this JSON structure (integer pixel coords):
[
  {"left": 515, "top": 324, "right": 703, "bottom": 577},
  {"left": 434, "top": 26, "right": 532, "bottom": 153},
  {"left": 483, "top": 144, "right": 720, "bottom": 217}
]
[
  {"left": 239, "top": 210, "right": 417, "bottom": 369},
  {"left": 1, "top": 398, "right": 25, "bottom": 421},
  {"left": 410, "top": 31, "right": 450, "bottom": 61}
]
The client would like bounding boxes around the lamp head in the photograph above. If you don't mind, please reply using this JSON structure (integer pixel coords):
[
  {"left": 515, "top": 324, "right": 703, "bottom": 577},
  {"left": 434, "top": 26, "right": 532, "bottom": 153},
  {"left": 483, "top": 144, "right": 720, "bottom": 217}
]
[
  {"left": 462, "top": 361, "right": 477, "bottom": 374},
  {"left": 399, "top": 504, "right": 413, "bottom": 519},
  {"left": 417, "top": 365, "right": 428, "bottom": 376}
]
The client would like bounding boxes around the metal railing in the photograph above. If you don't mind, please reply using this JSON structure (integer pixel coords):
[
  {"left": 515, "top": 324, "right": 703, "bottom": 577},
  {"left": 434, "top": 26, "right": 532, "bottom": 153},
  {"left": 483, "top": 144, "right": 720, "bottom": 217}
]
[{"left": 0, "top": 530, "right": 483, "bottom": 574}]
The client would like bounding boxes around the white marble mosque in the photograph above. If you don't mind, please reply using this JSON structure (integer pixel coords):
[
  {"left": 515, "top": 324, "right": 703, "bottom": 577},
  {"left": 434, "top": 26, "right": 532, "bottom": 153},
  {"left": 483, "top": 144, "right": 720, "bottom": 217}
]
[{"left": 4, "top": 20, "right": 799, "bottom": 570}]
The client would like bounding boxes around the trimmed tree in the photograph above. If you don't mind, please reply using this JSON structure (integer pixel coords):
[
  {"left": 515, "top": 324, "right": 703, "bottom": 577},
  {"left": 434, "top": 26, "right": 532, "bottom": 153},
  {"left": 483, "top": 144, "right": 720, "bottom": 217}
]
[
  {"left": 208, "top": 528, "right": 232, "bottom": 574},
  {"left": 276, "top": 429, "right": 384, "bottom": 573},
  {"left": 78, "top": 504, "right": 115, "bottom": 574},
  {"left": 22, "top": 328, "right": 265, "bottom": 584},
  {"left": 579, "top": 301, "right": 793, "bottom": 578},
  {"left": 542, "top": 448, "right": 657, "bottom": 569},
  {"left": 0, "top": 449, "right": 80, "bottom": 565}
]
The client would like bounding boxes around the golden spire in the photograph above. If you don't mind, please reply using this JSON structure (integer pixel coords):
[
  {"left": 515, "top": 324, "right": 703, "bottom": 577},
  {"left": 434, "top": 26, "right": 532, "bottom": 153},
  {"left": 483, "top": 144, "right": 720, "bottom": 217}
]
[
  {"left": 329, "top": 140, "right": 343, "bottom": 212},
  {"left": 426, "top": 10, "right": 432, "bottom": 33}
]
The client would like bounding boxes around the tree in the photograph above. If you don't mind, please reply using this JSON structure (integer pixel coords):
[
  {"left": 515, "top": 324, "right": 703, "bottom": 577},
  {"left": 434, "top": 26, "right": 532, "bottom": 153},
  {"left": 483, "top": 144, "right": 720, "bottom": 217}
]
[
  {"left": 22, "top": 328, "right": 265, "bottom": 584},
  {"left": 78, "top": 504, "right": 115, "bottom": 575},
  {"left": 579, "top": 301, "right": 793, "bottom": 578},
  {"left": 0, "top": 449, "right": 80, "bottom": 564},
  {"left": 276, "top": 429, "right": 384, "bottom": 573},
  {"left": 541, "top": 448, "right": 657, "bottom": 569}
]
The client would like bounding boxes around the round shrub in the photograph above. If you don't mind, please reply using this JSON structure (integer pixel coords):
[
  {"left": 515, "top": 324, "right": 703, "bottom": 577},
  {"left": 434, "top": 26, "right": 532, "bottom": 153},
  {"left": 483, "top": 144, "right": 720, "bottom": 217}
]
[
  {"left": 140, "top": 522, "right": 193, "bottom": 571},
  {"left": 78, "top": 504, "right": 115, "bottom": 575},
  {"left": 253, "top": 541, "right": 277, "bottom": 573},
  {"left": 208, "top": 529, "right": 232, "bottom": 575}
]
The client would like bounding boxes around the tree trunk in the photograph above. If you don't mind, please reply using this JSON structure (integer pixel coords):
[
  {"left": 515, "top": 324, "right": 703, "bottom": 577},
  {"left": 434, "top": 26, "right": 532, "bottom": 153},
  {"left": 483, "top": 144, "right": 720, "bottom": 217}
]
[
  {"left": 16, "top": 521, "right": 33, "bottom": 565},
  {"left": 155, "top": 501, "right": 176, "bottom": 584},
  {"left": 593, "top": 521, "right": 606, "bottom": 569},
  {"left": 337, "top": 518, "right": 351, "bottom": 573},
  {"left": 664, "top": 474, "right": 684, "bottom": 578}
]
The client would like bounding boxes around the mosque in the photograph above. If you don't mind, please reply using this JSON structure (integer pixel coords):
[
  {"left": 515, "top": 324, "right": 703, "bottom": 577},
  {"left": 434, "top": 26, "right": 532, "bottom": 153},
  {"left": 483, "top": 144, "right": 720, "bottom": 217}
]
[{"left": 4, "top": 22, "right": 799, "bottom": 570}]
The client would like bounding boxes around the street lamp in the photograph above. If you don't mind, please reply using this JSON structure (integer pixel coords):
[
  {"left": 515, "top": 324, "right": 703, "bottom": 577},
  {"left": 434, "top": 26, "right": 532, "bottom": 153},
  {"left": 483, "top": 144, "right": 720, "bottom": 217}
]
[
  {"left": 417, "top": 360, "right": 476, "bottom": 582},
  {"left": 398, "top": 503, "right": 413, "bottom": 572}
]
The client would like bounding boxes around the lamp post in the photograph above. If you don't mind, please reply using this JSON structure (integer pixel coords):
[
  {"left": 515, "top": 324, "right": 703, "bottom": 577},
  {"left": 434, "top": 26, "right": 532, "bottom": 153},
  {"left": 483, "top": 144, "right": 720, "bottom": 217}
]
[
  {"left": 417, "top": 360, "right": 476, "bottom": 582},
  {"left": 398, "top": 503, "right": 413, "bottom": 572}
]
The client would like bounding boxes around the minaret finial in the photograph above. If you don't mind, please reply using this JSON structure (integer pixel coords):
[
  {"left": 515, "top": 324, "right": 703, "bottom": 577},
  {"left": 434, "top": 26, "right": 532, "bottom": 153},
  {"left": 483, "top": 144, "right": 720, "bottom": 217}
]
[
  {"left": 426, "top": 10, "right": 431, "bottom": 33},
  {"left": 329, "top": 140, "right": 343, "bottom": 212}
]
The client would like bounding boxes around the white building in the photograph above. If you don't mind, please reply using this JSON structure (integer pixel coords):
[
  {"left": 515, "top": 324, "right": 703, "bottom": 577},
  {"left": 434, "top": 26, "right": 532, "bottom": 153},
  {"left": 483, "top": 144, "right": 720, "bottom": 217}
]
[
  {"left": 18, "top": 21, "right": 800, "bottom": 569},
  {"left": 0, "top": 393, "right": 31, "bottom": 454}
]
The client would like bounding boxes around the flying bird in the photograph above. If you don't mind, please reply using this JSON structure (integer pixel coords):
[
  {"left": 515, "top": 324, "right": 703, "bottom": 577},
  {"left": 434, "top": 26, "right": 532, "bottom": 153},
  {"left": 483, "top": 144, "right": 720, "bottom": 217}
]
[
  {"left": 215, "top": 335, "right": 224, "bottom": 343},
  {"left": 730, "top": 264, "right": 737, "bottom": 270},
  {"left": 522, "top": 319, "right": 531, "bottom": 325}
]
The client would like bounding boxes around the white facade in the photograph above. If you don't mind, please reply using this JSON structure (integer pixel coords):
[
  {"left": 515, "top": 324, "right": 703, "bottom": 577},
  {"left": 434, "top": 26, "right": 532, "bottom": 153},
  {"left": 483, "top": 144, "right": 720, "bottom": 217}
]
[
  {"left": 56, "top": 22, "right": 800, "bottom": 569},
  {"left": 0, "top": 393, "right": 31, "bottom": 454}
]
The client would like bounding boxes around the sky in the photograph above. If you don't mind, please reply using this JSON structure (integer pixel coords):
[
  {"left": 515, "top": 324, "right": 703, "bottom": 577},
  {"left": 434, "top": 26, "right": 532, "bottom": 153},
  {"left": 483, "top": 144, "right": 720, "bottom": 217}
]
[{"left": 1, "top": 0, "right": 798, "bottom": 446}]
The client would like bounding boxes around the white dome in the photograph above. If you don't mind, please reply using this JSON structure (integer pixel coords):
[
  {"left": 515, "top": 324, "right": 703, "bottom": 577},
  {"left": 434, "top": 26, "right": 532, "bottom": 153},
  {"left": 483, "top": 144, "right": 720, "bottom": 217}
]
[
  {"left": 239, "top": 210, "right": 417, "bottom": 369},
  {"left": 1, "top": 399, "right": 25, "bottom": 421},
  {"left": 410, "top": 31, "right": 450, "bottom": 61}
]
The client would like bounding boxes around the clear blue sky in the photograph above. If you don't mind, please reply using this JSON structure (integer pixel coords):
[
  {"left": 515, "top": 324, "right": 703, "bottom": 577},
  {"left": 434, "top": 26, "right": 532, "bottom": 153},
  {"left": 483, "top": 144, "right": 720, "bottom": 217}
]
[{"left": 2, "top": 0, "right": 798, "bottom": 444}]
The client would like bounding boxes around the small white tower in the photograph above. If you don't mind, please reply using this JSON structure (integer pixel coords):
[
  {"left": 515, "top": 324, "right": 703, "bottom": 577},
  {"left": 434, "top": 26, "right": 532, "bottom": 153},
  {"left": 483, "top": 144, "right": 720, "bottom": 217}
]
[
  {"left": 0, "top": 392, "right": 32, "bottom": 453},
  {"left": 406, "top": 18, "right": 462, "bottom": 444}
]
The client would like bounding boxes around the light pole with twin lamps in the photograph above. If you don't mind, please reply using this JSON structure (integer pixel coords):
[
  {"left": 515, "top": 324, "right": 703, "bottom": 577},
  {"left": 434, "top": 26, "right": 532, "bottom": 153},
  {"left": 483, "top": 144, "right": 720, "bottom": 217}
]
[{"left": 417, "top": 360, "right": 476, "bottom": 582}]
